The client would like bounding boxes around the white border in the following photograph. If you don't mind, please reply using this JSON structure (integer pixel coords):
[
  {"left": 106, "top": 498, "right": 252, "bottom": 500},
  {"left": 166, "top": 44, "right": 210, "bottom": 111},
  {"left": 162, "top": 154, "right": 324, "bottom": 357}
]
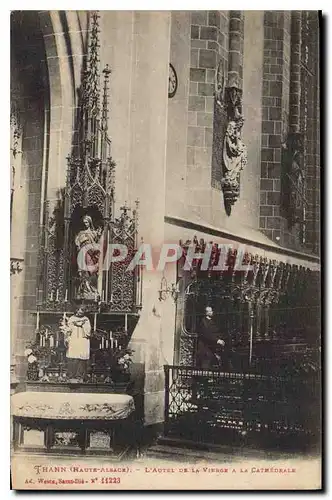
[{"left": 1, "top": 4, "right": 328, "bottom": 498}]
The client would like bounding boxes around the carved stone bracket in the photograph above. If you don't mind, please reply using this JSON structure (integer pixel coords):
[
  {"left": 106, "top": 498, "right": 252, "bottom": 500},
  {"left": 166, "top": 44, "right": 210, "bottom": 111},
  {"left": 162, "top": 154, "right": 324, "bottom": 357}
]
[{"left": 221, "top": 86, "right": 247, "bottom": 215}]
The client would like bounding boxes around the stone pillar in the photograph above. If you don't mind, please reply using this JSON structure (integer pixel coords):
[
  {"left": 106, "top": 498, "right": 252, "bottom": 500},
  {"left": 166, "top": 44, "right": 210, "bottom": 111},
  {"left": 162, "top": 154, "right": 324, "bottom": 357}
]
[
  {"left": 10, "top": 90, "right": 24, "bottom": 387},
  {"left": 240, "top": 11, "right": 264, "bottom": 229},
  {"left": 127, "top": 12, "right": 171, "bottom": 425},
  {"left": 228, "top": 11, "right": 244, "bottom": 88}
]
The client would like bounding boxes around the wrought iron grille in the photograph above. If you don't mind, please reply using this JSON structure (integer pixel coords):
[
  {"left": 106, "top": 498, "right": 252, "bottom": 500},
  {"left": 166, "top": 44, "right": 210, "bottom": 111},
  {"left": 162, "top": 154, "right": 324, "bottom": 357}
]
[{"left": 164, "top": 365, "right": 320, "bottom": 446}]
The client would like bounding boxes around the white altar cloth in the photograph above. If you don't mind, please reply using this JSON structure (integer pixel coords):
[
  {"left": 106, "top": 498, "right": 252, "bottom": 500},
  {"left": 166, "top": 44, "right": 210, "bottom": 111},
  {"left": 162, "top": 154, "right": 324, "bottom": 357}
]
[{"left": 11, "top": 391, "right": 135, "bottom": 420}]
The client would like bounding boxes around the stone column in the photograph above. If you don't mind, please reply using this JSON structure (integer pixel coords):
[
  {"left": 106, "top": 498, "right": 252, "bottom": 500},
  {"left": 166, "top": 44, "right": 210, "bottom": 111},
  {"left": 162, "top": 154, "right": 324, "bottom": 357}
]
[
  {"left": 127, "top": 12, "right": 171, "bottom": 425},
  {"left": 228, "top": 11, "right": 244, "bottom": 88}
]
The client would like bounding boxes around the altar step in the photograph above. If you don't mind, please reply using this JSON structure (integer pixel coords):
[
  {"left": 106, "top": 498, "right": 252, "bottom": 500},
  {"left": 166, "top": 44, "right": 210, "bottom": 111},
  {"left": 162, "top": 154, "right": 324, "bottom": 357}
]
[
  {"left": 144, "top": 444, "right": 234, "bottom": 463},
  {"left": 144, "top": 436, "right": 263, "bottom": 462},
  {"left": 144, "top": 435, "right": 314, "bottom": 462}
]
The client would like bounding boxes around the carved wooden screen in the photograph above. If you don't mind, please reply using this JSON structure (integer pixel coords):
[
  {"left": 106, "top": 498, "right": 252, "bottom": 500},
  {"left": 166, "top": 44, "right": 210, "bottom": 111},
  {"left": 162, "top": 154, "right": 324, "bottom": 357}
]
[{"left": 176, "top": 238, "right": 319, "bottom": 372}]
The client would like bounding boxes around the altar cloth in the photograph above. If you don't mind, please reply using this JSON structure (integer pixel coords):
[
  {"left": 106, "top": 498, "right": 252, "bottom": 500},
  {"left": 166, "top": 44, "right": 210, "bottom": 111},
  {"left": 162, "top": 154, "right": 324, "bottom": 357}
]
[{"left": 11, "top": 391, "right": 135, "bottom": 420}]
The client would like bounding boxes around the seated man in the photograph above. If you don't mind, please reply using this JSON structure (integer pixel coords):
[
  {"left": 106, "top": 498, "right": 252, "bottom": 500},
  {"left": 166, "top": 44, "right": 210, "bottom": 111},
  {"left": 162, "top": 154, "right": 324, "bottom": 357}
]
[{"left": 196, "top": 306, "right": 230, "bottom": 370}]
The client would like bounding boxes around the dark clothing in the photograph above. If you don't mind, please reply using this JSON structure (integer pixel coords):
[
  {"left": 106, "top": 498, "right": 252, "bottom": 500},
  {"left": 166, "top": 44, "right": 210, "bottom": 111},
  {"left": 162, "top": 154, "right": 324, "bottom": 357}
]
[
  {"left": 67, "top": 358, "right": 88, "bottom": 381},
  {"left": 196, "top": 317, "right": 229, "bottom": 369}
]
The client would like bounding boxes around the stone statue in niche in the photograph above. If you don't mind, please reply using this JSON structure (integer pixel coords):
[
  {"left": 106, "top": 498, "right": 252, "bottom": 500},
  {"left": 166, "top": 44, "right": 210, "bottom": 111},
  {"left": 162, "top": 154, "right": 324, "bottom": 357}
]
[
  {"left": 221, "top": 114, "right": 247, "bottom": 215},
  {"left": 75, "top": 215, "right": 102, "bottom": 300},
  {"left": 223, "top": 119, "right": 247, "bottom": 179}
]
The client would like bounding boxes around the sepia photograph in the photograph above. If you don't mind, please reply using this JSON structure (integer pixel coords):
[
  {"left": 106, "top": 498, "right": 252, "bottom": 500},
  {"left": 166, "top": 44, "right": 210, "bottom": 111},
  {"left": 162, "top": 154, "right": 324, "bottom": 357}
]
[{"left": 10, "top": 9, "right": 321, "bottom": 490}]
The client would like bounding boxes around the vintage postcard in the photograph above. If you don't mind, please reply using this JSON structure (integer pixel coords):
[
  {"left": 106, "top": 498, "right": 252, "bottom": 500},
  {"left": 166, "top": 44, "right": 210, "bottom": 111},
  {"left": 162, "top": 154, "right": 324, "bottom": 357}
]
[{"left": 10, "top": 10, "right": 321, "bottom": 490}]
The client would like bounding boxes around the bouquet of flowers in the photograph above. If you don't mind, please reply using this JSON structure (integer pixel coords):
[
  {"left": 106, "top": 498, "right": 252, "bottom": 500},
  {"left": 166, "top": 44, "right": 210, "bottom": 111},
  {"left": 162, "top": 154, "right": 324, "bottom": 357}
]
[
  {"left": 108, "top": 347, "right": 134, "bottom": 383},
  {"left": 117, "top": 351, "right": 134, "bottom": 372}
]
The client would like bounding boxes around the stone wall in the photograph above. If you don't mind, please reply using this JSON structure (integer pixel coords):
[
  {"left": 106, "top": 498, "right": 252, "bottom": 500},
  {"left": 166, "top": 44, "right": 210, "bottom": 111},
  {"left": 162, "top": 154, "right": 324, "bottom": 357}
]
[
  {"left": 259, "top": 10, "right": 320, "bottom": 253},
  {"left": 186, "top": 10, "right": 229, "bottom": 222},
  {"left": 11, "top": 12, "right": 49, "bottom": 379}
]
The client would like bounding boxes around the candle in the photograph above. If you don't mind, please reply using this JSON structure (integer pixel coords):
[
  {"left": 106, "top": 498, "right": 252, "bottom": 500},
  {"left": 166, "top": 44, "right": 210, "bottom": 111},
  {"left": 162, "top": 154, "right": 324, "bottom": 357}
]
[
  {"left": 110, "top": 293, "right": 113, "bottom": 303},
  {"left": 101, "top": 337, "right": 104, "bottom": 349},
  {"left": 102, "top": 290, "right": 105, "bottom": 302},
  {"left": 125, "top": 314, "right": 128, "bottom": 332},
  {"left": 40, "top": 333, "right": 43, "bottom": 347},
  {"left": 36, "top": 311, "right": 40, "bottom": 331},
  {"left": 109, "top": 330, "right": 112, "bottom": 339},
  {"left": 50, "top": 291, "right": 54, "bottom": 302},
  {"left": 110, "top": 338, "right": 114, "bottom": 349},
  {"left": 119, "top": 345, "right": 121, "bottom": 351},
  {"left": 105, "top": 339, "right": 109, "bottom": 349},
  {"left": 56, "top": 289, "right": 59, "bottom": 302},
  {"left": 65, "top": 289, "right": 68, "bottom": 302},
  {"left": 50, "top": 336, "right": 54, "bottom": 348},
  {"left": 114, "top": 339, "right": 118, "bottom": 349},
  {"left": 93, "top": 313, "right": 97, "bottom": 332}
]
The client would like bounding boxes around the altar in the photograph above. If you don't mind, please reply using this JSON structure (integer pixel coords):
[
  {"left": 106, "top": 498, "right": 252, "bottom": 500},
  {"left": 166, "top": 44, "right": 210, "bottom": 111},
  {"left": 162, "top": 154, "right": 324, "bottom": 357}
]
[
  {"left": 11, "top": 13, "right": 144, "bottom": 459},
  {"left": 12, "top": 391, "right": 137, "bottom": 456}
]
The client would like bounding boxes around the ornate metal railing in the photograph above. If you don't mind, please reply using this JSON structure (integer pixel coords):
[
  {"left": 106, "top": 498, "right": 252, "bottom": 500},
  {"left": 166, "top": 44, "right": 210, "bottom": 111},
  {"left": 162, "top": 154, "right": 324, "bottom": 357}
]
[{"left": 164, "top": 364, "right": 320, "bottom": 446}]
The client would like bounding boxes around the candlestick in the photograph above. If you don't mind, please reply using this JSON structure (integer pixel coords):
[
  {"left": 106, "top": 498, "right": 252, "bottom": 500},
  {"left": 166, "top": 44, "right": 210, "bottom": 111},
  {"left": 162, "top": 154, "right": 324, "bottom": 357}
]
[
  {"left": 65, "top": 289, "right": 68, "bottom": 302},
  {"left": 36, "top": 311, "right": 40, "bottom": 331}
]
